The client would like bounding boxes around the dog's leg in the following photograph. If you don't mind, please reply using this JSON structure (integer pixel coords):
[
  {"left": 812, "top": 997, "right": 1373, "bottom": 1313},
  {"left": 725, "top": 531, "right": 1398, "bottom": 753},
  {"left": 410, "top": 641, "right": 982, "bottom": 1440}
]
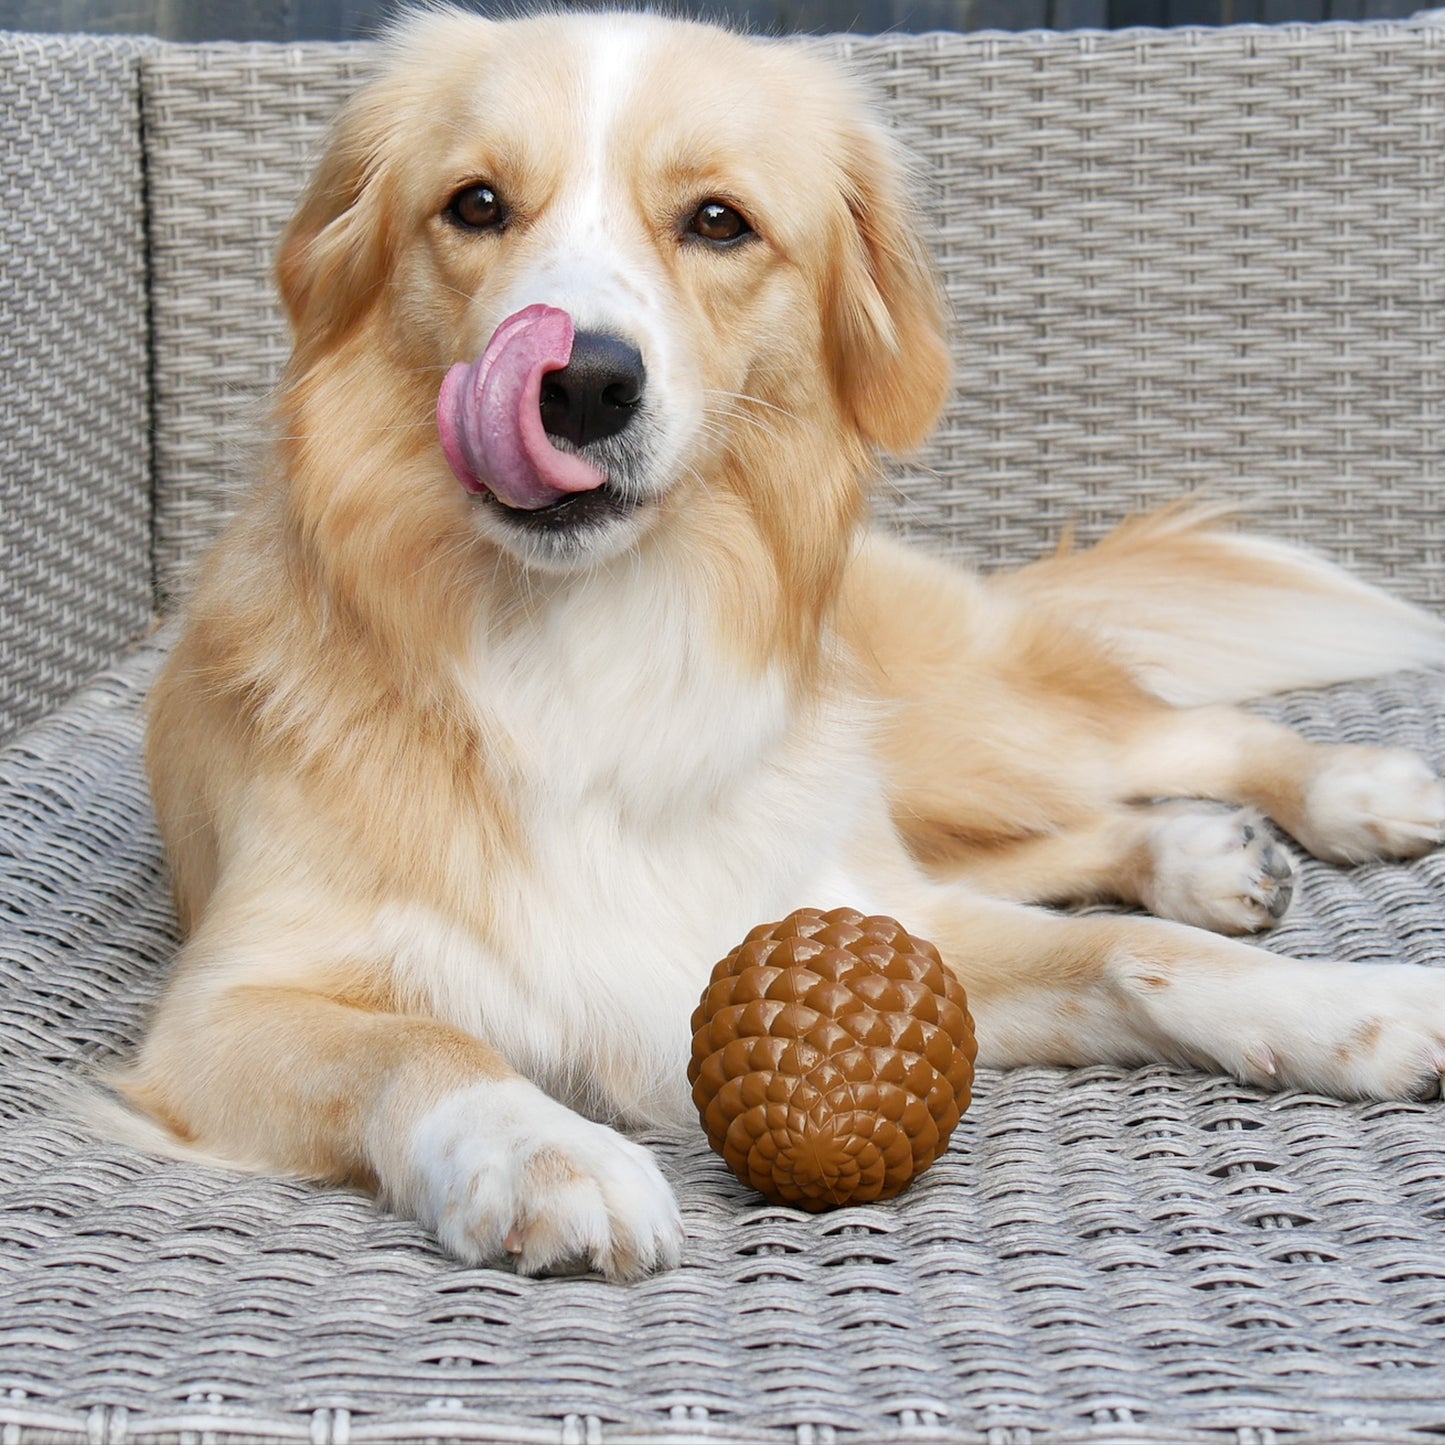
[
  {"left": 950, "top": 699, "right": 1443, "bottom": 924},
  {"left": 939, "top": 800, "right": 1296, "bottom": 934},
  {"left": 1121, "top": 704, "right": 1445, "bottom": 864},
  {"left": 917, "top": 885, "right": 1445, "bottom": 1100},
  {"left": 115, "top": 945, "right": 684, "bottom": 1279},
  {"left": 845, "top": 526, "right": 1445, "bottom": 870}
]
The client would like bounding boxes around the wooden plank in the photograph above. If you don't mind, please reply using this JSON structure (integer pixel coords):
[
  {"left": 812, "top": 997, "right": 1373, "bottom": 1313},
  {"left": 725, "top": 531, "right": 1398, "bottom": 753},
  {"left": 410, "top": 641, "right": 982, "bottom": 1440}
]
[
  {"left": 7, "top": 0, "right": 1430, "bottom": 42},
  {"left": 1359, "top": 0, "right": 1432, "bottom": 15},
  {"left": 970, "top": 0, "right": 1048, "bottom": 26},
  {"left": 773, "top": 0, "right": 992, "bottom": 27},
  {"left": 1048, "top": 0, "right": 1111, "bottom": 30},
  {"left": 1164, "top": 0, "right": 1229, "bottom": 25},
  {"left": 1107, "top": 0, "right": 1169, "bottom": 26},
  {"left": 286, "top": 0, "right": 348, "bottom": 39},
  {"left": 0, "top": 0, "right": 160, "bottom": 36},
  {"left": 334, "top": 0, "right": 399, "bottom": 40},
  {"left": 154, "top": 0, "right": 288, "bottom": 40},
  {"left": 0, "top": 0, "right": 290, "bottom": 38},
  {"left": 1217, "top": 0, "right": 1263, "bottom": 22},
  {"left": 1259, "top": 0, "right": 1327, "bottom": 22}
]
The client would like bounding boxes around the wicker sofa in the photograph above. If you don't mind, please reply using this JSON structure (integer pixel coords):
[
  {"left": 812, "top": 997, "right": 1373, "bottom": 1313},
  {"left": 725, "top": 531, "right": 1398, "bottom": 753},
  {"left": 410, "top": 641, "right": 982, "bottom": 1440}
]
[{"left": 5, "top": 15, "right": 1445, "bottom": 1443}]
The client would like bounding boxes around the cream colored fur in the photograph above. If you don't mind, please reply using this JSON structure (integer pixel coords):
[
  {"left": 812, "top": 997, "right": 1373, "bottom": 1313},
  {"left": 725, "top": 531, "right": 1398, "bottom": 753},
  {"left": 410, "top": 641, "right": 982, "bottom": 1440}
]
[{"left": 104, "top": 8, "right": 1445, "bottom": 1281}]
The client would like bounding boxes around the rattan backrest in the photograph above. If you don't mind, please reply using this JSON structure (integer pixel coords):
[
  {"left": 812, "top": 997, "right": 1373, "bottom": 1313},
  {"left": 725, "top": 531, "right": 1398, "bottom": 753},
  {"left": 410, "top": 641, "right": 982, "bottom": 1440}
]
[{"left": 143, "top": 22, "right": 1445, "bottom": 606}]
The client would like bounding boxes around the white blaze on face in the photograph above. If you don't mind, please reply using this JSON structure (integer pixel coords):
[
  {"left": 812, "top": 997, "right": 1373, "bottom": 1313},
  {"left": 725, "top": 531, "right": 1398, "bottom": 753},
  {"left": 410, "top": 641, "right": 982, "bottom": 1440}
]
[
  {"left": 490, "top": 19, "right": 701, "bottom": 498},
  {"left": 491, "top": 23, "right": 657, "bottom": 332}
]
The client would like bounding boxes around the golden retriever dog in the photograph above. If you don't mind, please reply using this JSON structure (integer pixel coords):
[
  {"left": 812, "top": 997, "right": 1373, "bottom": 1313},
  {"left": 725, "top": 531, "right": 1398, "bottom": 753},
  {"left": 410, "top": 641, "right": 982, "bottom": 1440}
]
[{"left": 116, "top": 7, "right": 1445, "bottom": 1280}]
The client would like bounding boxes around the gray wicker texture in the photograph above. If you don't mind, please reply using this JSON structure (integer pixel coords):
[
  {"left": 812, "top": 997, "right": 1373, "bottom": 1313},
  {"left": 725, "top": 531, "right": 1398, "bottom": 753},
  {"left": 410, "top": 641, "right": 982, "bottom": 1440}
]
[
  {"left": 141, "top": 22, "right": 1445, "bottom": 605},
  {"left": 854, "top": 22, "right": 1445, "bottom": 596},
  {"left": 143, "top": 40, "right": 371, "bottom": 605},
  {"left": 0, "top": 34, "right": 153, "bottom": 741},
  {"left": 7, "top": 652, "right": 1445, "bottom": 1443},
  {"left": 8, "top": 17, "right": 1445, "bottom": 1445}
]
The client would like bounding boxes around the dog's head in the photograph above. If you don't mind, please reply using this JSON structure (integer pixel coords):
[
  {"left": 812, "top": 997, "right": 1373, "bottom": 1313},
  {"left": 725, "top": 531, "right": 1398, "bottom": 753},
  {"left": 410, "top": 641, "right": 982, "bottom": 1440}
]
[{"left": 276, "top": 9, "right": 949, "bottom": 593}]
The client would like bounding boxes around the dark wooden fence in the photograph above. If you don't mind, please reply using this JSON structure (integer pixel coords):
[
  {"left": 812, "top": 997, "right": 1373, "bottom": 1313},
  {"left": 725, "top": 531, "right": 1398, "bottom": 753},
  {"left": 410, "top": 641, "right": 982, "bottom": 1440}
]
[{"left": 1, "top": 0, "right": 1431, "bottom": 43}]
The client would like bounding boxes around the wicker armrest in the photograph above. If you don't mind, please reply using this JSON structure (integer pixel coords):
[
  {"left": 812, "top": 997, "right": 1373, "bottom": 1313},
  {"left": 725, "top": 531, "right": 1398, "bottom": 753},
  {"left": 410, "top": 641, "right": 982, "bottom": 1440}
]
[{"left": 0, "top": 34, "right": 153, "bottom": 744}]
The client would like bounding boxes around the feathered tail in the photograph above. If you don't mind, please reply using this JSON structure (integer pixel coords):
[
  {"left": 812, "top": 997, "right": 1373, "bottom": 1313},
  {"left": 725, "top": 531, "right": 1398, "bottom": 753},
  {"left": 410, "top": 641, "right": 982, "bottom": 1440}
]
[{"left": 995, "top": 503, "right": 1445, "bottom": 706}]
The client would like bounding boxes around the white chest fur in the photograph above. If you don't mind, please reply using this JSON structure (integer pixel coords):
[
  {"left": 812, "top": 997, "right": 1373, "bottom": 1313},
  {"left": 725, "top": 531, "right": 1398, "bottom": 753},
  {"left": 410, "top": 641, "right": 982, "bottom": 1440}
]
[{"left": 378, "top": 560, "right": 879, "bottom": 1126}]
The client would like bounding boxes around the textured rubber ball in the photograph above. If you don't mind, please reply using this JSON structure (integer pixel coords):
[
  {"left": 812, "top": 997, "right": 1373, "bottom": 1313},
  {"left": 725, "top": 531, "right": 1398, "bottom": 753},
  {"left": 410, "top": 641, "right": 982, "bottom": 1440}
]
[{"left": 688, "top": 906, "right": 977, "bottom": 1210}]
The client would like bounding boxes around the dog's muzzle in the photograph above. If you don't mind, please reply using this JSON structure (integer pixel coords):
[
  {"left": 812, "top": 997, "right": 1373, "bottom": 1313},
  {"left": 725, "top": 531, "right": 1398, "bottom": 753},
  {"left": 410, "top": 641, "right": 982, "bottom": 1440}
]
[{"left": 438, "top": 305, "right": 645, "bottom": 514}]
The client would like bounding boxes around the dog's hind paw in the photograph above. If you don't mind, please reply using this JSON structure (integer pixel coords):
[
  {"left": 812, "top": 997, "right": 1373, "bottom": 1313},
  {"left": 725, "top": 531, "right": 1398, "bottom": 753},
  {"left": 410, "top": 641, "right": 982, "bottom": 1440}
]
[
  {"left": 1113, "top": 944, "right": 1445, "bottom": 1102},
  {"left": 407, "top": 1078, "right": 684, "bottom": 1280},
  {"left": 1141, "top": 804, "right": 1296, "bottom": 934},
  {"left": 1294, "top": 746, "right": 1445, "bottom": 864}
]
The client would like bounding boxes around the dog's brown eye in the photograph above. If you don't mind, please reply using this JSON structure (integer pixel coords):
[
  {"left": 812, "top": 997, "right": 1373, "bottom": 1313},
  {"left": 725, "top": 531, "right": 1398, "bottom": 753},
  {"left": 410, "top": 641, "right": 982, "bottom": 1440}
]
[
  {"left": 688, "top": 200, "right": 753, "bottom": 246},
  {"left": 448, "top": 183, "right": 505, "bottom": 231}
]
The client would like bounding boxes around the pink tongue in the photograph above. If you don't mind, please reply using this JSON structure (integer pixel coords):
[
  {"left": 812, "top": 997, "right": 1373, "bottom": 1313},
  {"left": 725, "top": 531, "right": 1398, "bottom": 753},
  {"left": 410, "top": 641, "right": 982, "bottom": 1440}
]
[{"left": 437, "top": 304, "right": 607, "bottom": 510}]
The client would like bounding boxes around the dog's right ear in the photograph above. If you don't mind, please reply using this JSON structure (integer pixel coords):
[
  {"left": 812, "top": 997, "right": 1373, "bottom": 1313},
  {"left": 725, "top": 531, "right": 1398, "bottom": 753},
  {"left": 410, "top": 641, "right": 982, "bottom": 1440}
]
[{"left": 276, "top": 86, "right": 399, "bottom": 360}]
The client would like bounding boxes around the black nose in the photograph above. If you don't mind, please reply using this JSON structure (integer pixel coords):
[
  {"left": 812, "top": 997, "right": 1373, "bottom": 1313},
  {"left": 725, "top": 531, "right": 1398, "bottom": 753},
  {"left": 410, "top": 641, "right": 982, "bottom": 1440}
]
[{"left": 539, "top": 332, "right": 645, "bottom": 448}]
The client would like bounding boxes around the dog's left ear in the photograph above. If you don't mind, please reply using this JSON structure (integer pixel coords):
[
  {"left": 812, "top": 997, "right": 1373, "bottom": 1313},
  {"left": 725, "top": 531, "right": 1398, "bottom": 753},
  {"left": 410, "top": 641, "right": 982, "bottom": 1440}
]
[{"left": 827, "top": 123, "right": 952, "bottom": 454}]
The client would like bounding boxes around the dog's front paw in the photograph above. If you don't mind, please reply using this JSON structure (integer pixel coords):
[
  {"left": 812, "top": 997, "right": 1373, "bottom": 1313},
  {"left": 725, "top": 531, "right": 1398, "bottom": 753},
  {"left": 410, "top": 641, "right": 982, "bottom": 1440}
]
[
  {"left": 1142, "top": 804, "right": 1296, "bottom": 934},
  {"left": 407, "top": 1079, "right": 684, "bottom": 1280},
  {"left": 1295, "top": 746, "right": 1445, "bottom": 864}
]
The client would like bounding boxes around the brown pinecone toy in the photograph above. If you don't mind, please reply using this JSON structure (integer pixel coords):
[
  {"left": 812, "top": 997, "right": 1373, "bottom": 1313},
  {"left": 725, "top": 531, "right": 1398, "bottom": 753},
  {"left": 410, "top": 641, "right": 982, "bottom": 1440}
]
[{"left": 689, "top": 906, "right": 976, "bottom": 1210}]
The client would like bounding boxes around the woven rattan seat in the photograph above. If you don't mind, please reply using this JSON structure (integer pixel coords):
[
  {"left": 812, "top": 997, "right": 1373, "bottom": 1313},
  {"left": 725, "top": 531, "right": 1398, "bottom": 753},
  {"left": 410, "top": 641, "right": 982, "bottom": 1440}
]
[{"left": 4, "top": 19, "right": 1445, "bottom": 1442}]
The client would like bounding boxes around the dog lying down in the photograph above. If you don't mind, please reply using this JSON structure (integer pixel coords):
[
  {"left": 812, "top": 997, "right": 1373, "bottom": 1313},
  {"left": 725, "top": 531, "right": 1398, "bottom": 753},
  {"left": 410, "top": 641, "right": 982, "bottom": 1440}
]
[{"left": 109, "top": 8, "right": 1445, "bottom": 1279}]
